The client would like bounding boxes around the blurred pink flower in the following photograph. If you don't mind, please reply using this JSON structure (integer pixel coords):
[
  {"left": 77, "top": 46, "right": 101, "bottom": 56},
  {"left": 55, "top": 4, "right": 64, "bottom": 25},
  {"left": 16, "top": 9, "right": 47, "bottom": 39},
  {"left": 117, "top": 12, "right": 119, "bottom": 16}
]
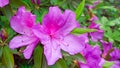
[
  {"left": 9, "top": 6, "right": 39, "bottom": 59},
  {"left": 79, "top": 44, "right": 102, "bottom": 68},
  {"left": 111, "top": 61, "right": 120, "bottom": 68},
  {"left": 33, "top": 6, "right": 85, "bottom": 65},
  {"left": 110, "top": 48, "right": 120, "bottom": 61},
  {"left": 100, "top": 40, "right": 120, "bottom": 61},
  {"left": 100, "top": 40, "right": 120, "bottom": 68},
  {"left": 100, "top": 40, "right": 113, "bottom": 57},
  {"left": 0, "top": 0, "right": 9, "bottom": 7},
  {"left": 88, "top": 15, "right": 104, "bottom": 42}
]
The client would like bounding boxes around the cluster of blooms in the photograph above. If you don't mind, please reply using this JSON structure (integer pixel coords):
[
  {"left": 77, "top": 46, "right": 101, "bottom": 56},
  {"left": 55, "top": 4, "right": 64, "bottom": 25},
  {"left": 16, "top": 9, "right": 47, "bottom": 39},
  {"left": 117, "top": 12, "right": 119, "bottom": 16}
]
[
  {"left": 79, "top": 40, "right": 120, "bottom": 68},
  {"left": 1, "top": 0, "right": 119, "bottom": 67},
  {"left": 78, "top": 0, "right": 120, "bottom": 68},
  {"left": 9, "top": 6, "right": 120, "bottom": 67},
  {"left": 9, "top": 6, "right": 85, "bottom": 65}
]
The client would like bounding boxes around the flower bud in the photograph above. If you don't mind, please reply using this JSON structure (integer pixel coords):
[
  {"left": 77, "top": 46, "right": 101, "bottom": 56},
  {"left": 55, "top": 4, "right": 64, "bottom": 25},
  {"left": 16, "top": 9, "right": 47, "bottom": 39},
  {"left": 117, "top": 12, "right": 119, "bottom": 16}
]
[
  {"left": 0, "top": 29, "right": 8, "bottom": 41},
  {"left": 31, "top": 0, "right": 40, "bottom": 5}
]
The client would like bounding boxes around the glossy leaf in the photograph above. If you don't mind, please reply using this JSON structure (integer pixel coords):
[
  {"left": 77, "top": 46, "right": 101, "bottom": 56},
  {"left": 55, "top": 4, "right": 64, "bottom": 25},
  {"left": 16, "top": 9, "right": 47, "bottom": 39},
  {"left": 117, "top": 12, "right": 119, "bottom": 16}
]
[
  {"left": 34, "top": 45, "right": 43, "bottom": 68},
  {"left": 10, "top": 0, "right": 30, "bottom": 9},
  {"left": 70, "top": 53, "right": 85, "bottom": 63},
  {"left": 71, "top": 28, "right": 97, "bottom": 35},
  {"left": 2, "top": 46, "right": 14, "bottom": 68},
  {"left": 75, "top": 0, "right": 85, "bottom": 20},
  {"left": 0, "top": 6, "right": 13, "bottom": 20},
  {"left": 50, "top": 59, "right": 67, "bottom": 68},
  {"left": 103, "top": 61, "right": 114, "bottom": 68},
  {"left": 0, "top": 47, "right": 3, "bottom": 58}
]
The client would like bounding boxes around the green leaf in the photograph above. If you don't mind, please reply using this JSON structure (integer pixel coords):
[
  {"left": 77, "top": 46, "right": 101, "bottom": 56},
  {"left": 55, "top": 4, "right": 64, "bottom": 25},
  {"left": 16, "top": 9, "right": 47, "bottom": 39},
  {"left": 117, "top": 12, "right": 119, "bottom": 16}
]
[
  {"left": 0, "top": 47, "right": 3, "bottom": 58},
  {"left": 70, "top": 53, "right": 85, "bottom": 63},
  {"left": 62, "top": 52, "right": 85, "bottom": 67},
  {"left": 99, "top": 6, "right": 117, "bottom": 12},
  {"left": 50, "top": 0, "right": 61, "bottom": 5},
  {"left": 0, "top": 63, "right": 6, "bottom": 68},
  {"left": 33, "top": 45, "right": 43, "bottom": 68},
  {"left": 71, "top": 28, "right": 97, "bottom": 35},
  {"left": 10, "top": 0, "right": 30, "bottom": 9},
  {"left": 75, "top": 0, "right": 85, "bottom": 20},
  {"left": 2, "top": 46, "right": 14, "bottom": 68},
  {"left": 103, "top": 61, "right": 114, "bottom": 68},
  {"left": 50, "top": 59, "right": 67, "bottom": 68},
  {"left": 0, "top": 5, "right": 13, "bottom": 20},
  {"left": 111, "top": 30, "right": 120, "bottom": 42}
]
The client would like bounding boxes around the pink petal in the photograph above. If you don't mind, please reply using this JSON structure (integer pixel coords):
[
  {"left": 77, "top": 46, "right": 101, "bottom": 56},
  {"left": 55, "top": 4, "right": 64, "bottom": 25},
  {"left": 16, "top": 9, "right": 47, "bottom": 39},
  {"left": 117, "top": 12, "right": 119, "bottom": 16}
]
[
  {"left": 9, "top": 35, "right": 37, "bottom": 49},
  {"left": 90, "top": 30, "right": 103, "bottom": 42},
  {"left": 57, "top": 10, "right": 78, "bottom": 36},
  {"left": 79, "top": 63, "right": 89, "bottom": 68},
  {"left": 88, "top": 22, "right": 99, "bottom": 29},
  {"left": 32, "top": 24, "right": 50, "bottom": 43},
  {"left": 43, "top": 40, "right": 62, "bottom": 65},
  {"left": 0, "top": 0, "right": 9, "bottom": 7},
  {"left": 100, "top": 40, "right": 113, "bottom": 56},
  {"left": 42, "top": 6, "right": 78, "bottom": 36},
  {"left": 60, "top": 34, "right": 85, "bottom": 55},
  {"left": 79, "top": 33, "right": 89, "bottom": 43},
  {"left": 23, "top": 40, "right": 39, "bottom": 59},
  {"left": 111, "top": 61, "right": 120, "bottom": 68},
  {"left": 10, "top": 7, "right": 36, "bottom": 35},
  {"left": 110, "top": 48, "right": 120, "bottom": 61},
  {"left": 42, "top": 6, "right": 64, "bottom": 34}
]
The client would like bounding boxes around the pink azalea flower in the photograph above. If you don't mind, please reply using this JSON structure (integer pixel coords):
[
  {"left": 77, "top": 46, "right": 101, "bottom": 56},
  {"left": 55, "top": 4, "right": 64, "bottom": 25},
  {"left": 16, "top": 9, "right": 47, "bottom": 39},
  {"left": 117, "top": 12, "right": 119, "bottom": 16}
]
[
  {"left": 0, "top": 0, "right": 9, "bottom": 7},
  {"left": 86, "top": 0, "right": 103, "bottom": 42},
  {"left": 32, "top": 6, "right": 85, "bottom": 65},
  {"left": 88, "top": 15, "right": 104, "bottom": 42},
  {"left": 100, "top": 40, "right": 113, "bottom": 57},
  {"left": 100, "top": 40, "right": 120, "bottom": 68},
  {"left": 100, "top": 40, "right": 120, "bottom": 61},
  {"left": 79, "top": 44, "right": 102, "bottom": 68},
  {"left": 110, "top": 48, "right": 120, "bottom": 61},
  {"left": 9, "top": 6, "right": 39, "bottom": 59}
]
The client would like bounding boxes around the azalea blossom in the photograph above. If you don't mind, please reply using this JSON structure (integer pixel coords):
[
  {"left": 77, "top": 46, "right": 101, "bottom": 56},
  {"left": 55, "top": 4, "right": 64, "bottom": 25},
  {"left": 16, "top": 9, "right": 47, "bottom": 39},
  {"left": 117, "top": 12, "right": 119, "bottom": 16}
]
[
  {"left": 110, "top": 49, "right": 120, "bottom": 68},
  {"left": 86, "top": 0, "right": 103, "bottom": 42},
  {"left": 9, "top": 6, "right": 39, "bottom": 59},
  {"left": 88, "top": 15, "right": 104, "bottom": 42},
  {"left": 100, "top": 40, "right": 120, "bottom": 68},
  {"left": 100, "top": 40, "right": 120, "bottom": 60},
  {"left": 79, "top": 44, "right": 102, "bottom": 68},
  {"left": 0, "top": 0, "right": 9, "bottom": 7},
  {"left": 100, "top": 40, "right": 113, "bottom": 58},
  {"left": 32, "top": 6, "right": 85, "bottom": 65}
]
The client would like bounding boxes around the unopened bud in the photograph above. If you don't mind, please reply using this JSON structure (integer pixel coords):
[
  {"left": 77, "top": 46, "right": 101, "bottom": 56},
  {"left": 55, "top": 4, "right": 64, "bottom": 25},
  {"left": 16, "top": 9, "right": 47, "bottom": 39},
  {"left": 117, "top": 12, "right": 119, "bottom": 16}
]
[
  {"left": 31, "top": 0, "right": 40, "bottom": 5},
  {"left": 0, "top": 29, "right": 8, "bottom": 41}
]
